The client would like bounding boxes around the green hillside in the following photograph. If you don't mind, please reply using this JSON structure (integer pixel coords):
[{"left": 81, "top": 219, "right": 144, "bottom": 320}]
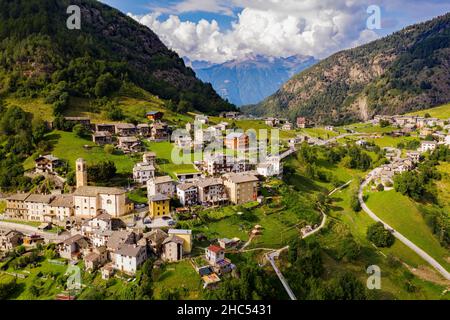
[
  {"left": 406, "top": 102, "right": 450, "bottom": 119},
  {"left": 0, "top": 0, "right": 236, "bottom": 116}
]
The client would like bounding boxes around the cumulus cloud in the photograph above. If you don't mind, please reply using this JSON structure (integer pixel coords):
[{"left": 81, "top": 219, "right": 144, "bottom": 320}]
[{"left": 128, "top": 0, "right": 411, "bottom": 63}]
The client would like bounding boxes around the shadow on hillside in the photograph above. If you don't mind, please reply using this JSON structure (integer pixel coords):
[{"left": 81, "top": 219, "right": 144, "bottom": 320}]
[
  {"left": 284, "top": 172, "right": 328, "bottom": 194},
  {"left": 44, "top": 133, "right": 62, "bottom": 151}
]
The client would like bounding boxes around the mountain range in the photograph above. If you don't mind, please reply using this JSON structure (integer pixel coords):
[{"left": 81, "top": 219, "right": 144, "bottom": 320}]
[
  {"left": 186, "top": 55, "right": 317, "bottom": 106},
  {"left": 242, "top": 13, "right": 450, "bottom": 125},
  {"left": 0, "top": 0, "right": 235, "bottom": 115}
]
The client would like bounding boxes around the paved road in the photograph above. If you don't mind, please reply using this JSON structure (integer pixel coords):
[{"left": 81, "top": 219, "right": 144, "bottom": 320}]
[
  {"left": 358, "top": 176, "right": 450, "bottom": 280},
  {"left": 279, "top": 148, "right": 296, "bottom": 159},
  {"left": 328, "top": 180, "right": 353, "bottom": 197},
  {"left": 0, "top": 221, "right": 70, "bottom": 242},
  {"left": 266, "top": 250, "right": 297, "bottom": 300},
  {"left": 264, "top": 199, "right": 331, "bottom": 301}
]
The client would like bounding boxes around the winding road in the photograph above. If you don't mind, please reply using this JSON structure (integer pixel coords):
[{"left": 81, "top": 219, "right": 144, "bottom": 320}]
[
  {"left": 264, "top": 178, "right": 344, "bottom": 301},
  {"left": 359, "top": 172, "right": 450, "bottom": 280}
]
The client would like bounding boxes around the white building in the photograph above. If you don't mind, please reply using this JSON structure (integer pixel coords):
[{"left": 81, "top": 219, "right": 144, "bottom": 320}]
[
  {"left": 162, "top": 236, "right": 184, "bottom": 262},
  {"left": 256, "top": 156, "right": 283, "bottom": 177},
  {"left": 356, "top": 140, "right": 368, "bottom": 147},
  {"left": 419, "top": 141, "right": 438, "bottom": 153},
  {"left": 205, "top": 245, "right": 225, "bottom": 265},
  {"left": 91, "top": 230, "right": 113, "bottom": 248},
  {"left": 133, "top": 162, "right": 155, "bottom": 184},
  {"left": 176, "top": 183, "right": 198, "bottom": 206},
  {"left": 147, "top": 176, "right": 176, "bottom": 197},
  {"left": 215, "top": 122, "right": 228, "bottom": 131},
  {"left": 112, "top": 245, "right": 147, "bottom": 275},
  {"left": 194, "top": 127, "right": 214, "bottom": 145},
  {"left": 49, "top": 195, "right": 74, "bottom": 225},
  {"left": 73, "top": 186, "right": 127, "bottom": 219},
  {"left": 195, "top": 115, "right": 209, "bottom": 125},
  {"left": 25, "top": 194, "right": 55, "bottom": 222},
  {"left": 445, "top": 135, "right": 450, "bottom": 146},
  {"left": 175, "top": 135, "right": 193, "bottom": 150},
  {"left": 197, "top": 178, "right": 228, "bottom": 205},
  {"left": 81, "top": 213, "right": 112, "bottom": 236},
  {"left": 406, "top": 151, "right": 421, "bottom": 163}
]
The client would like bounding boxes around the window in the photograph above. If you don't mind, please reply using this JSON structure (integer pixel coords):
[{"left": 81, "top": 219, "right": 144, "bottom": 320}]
[{"left": 106, "top": 199, "right": 112, "bottom": 205}]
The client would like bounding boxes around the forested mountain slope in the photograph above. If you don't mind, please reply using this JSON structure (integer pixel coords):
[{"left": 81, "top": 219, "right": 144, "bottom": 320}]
[{"left": 243, "top": 13, "right": 450, "bottom": 124}]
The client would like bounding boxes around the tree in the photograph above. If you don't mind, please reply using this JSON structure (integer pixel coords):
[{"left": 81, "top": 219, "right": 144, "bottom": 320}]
[
  {"left": 32, "top": 117, "right": 49, "bottom": 143},
  {"left": 376, "top": 183, "right": 384, "bottom": 192},
  {"left": 28, "top": 285, "right": 40, "bottom": 297},
  {"left": 72, "top": 124, "right": 89, "bottom": 138},
  {"left": 323, "top": 272, "right": 367, "bottom": 300},
  {"left": 0, "top": 278, "right": 17, "bottom": 300},
  {"left": 394, "top": 171, "right": 425, "bottom": 201},
  {"left": 177, "top": 100, "right": 192, "bottom": 113},
  {"left": 367, "top": 222, "right": 395, "bottom": 247},
  {"left": 341, "top": 237, "right": 361, "bottom": 261},
  {"left": 379, "top": 119, "right": 390, "bottom": 127},
  {"left": 104, "top": 144, "right": 115, "bottom": 154},
  {"left": 106, "top": 103, "right": 125, "bottom": 121},
  {"left": 66, "top": 171, "right": 76, "bottom": 186},
  {"left": 95, "top": 73, "right": 121, "bottom": 97},
  {"left": 304, "top": 163, "right": 316, "bottom": 179},
  {"left": 350, "top": 193, "right": 361, "bottom": 212},
  {"left": 87, "top": 161, "right": 117, "bottom": 183},
  {"left": 136, "top": 260, "right": 154, "bottom": 300}
]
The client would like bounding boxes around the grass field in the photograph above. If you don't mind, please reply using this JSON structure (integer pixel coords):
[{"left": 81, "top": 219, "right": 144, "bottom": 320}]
[
  {"left": 406, "top": 103, "right": 450, "bottom": 119},
  {"left": 366, "top": 135, "right": 417, "bottom": 148},
  {"left": 152, "top": 260, "right": 204, "bottom": 299},
  {"left": 365, "top": 190, "right": 450, "bottom": 270},
  {"left": 346, "top": 123, "right": 397, "bottom": 134},
  {"left": 24, "top": 131, "right": 138, "bottom": 174},
  {"left": 0, "top": 258, "right": 68, "bottom": 300},
  {"left": 126, "top": 188, "right": 148, "bottom": 205},
  {"left": 4, "top": 97, "right": 54, "bottom": 122},
  {"left": 436, "top": 162, "right": 450, "bottom": 213},
  {"left": 300, "top": 127, "right": 341, "bottom": 139}
]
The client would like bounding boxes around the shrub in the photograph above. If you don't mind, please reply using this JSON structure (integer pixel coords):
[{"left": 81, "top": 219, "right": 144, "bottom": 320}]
[
  {"left": 366, "top": 222, "right": 395, "bottom": 247},
  {"left": 350, "top": 193, "right": 361, "bottom": 212},
  {"left": 104, "top": 144, "right": 115, "bottom": 154}
]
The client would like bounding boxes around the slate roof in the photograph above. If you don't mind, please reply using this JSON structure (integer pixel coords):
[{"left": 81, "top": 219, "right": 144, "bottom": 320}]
[{"left": 73, "top": 186, "right": 125, "bottom": 197}]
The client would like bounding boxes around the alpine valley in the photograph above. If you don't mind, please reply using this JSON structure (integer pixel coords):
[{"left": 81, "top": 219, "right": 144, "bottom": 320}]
[{"left": 186, "top": 55, "right": 317, "bottom": 107}]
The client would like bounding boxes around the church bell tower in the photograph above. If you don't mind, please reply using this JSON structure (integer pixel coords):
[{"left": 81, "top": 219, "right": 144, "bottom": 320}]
[{"left": 76, "top": 158, "right": 87, "bottom": 188}]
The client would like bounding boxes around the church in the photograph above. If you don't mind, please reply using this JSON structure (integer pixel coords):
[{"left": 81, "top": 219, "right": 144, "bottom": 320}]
[{"left": 73, "top": 159, "right": 131, "bottom": 218}]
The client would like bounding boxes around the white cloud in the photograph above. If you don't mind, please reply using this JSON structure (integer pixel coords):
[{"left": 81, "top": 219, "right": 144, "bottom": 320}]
[{"left": 130, "top": 0, "right": 386, "bottom": 63}]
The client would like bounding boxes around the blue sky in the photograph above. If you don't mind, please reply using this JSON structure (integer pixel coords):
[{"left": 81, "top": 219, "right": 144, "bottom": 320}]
[
  {"left": 101, "top": 0, "right": 450, "bottom": 63},
  {"left": 103, "top": 0, "right": 238, "bottom": 28}
]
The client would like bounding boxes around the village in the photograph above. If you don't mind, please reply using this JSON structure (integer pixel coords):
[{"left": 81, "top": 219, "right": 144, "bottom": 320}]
[
  {"left": 0, "top": 110, "right": 286, "bottom": 293},
  {"left": 0, "top": 108, "right": 449, "bottom": 298}
]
